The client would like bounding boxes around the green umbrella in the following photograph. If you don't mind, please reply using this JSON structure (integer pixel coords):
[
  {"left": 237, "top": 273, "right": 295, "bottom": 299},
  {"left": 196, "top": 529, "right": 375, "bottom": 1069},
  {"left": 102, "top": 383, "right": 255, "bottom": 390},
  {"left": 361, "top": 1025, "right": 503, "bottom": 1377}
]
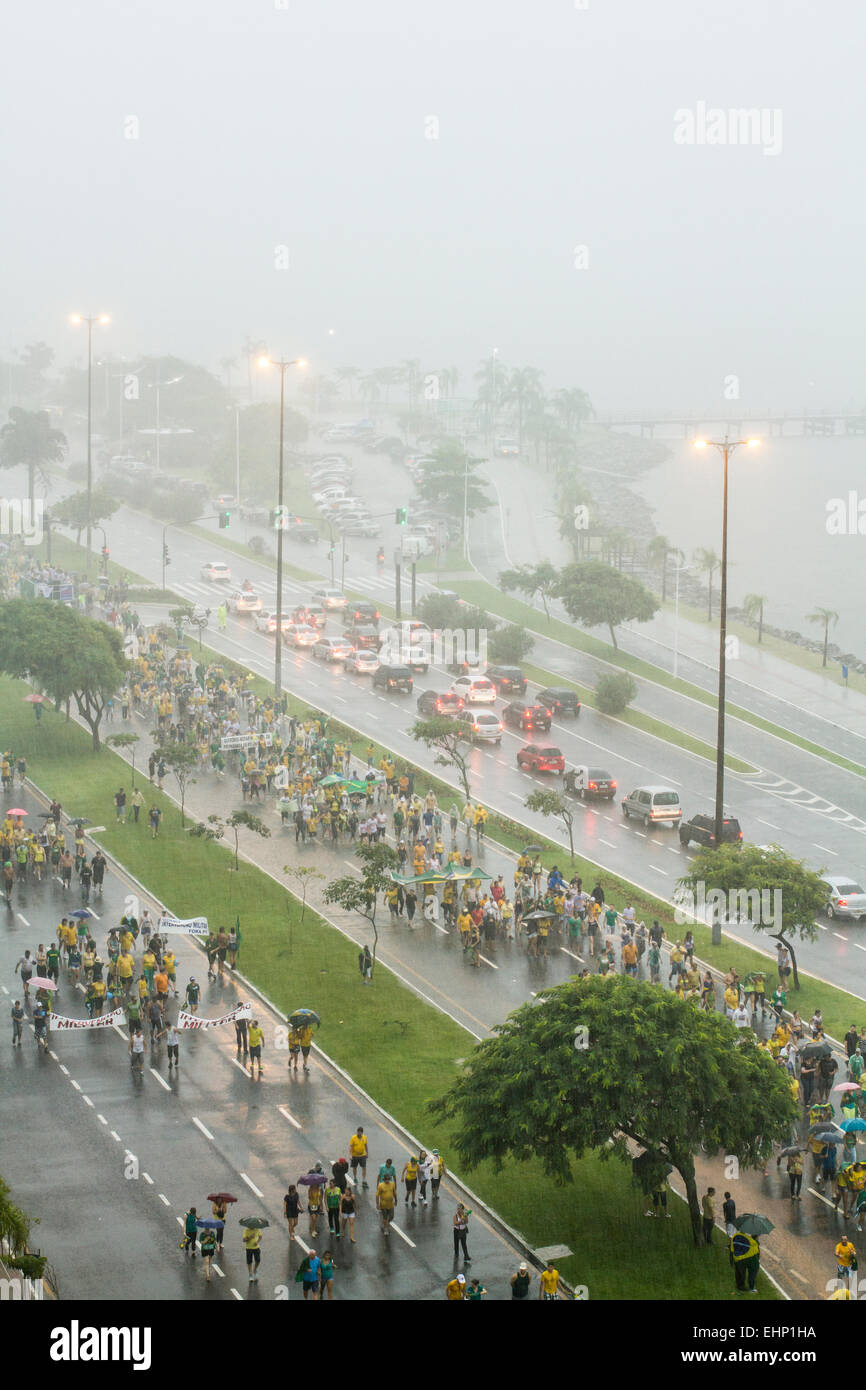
[
  {"left": 238, "top": 1216, "right": 270, "bottom": 1229},
  {"left": 735, "top": 1213, "right": 774, "bottom": 1236}
]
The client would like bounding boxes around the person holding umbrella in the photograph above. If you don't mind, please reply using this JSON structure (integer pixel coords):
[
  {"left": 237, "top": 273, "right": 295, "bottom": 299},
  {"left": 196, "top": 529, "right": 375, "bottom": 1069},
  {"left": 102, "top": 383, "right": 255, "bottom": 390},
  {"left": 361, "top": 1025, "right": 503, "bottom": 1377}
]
[
  {"left": 240, "top": 1217, "right": 267, "bottom": 1282},
  {"left": 208, "top": 1193, "right": 235, "bottom": 1249}
]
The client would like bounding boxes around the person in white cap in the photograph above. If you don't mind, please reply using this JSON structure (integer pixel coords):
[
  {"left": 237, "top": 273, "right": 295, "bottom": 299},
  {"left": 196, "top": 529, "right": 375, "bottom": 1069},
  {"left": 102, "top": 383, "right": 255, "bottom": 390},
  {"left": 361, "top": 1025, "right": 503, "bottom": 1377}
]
[
  {"left": 445, "top": 1273, "right": 466, "bottom": 1300},
  {"left": 511, "top": 1262, "right": 533, "bottom": 1300}
]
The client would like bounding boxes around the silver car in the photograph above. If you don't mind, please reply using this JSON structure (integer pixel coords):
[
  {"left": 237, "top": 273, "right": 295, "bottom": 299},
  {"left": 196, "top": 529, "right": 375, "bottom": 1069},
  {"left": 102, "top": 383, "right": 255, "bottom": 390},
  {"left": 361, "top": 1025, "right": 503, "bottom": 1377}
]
[{"left": 821, "top": 875, "right": 866, "bottom": 921}]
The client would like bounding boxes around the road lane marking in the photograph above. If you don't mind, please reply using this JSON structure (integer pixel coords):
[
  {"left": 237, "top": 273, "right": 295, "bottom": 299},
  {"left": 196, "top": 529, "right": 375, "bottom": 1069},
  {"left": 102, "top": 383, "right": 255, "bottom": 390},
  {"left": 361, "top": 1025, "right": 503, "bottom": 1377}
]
[
  {"left": 142, "top": 1172, "right": 154, "bottom": 1185},
  {"left": 16, "top": 913, "right": 29, "bottom": 926},
  {"left": 814, "top": 844, "right": 837, "bottom": 856},
  {"left": 478, "top": 954, "right": 499, "bottom": 969},
  {"left": 649, "top": 866, "right": 669, "bottom": 875},
  {"left": 278, "top": 1105, "right": 302, "bottom": 1131},
  {"left": 855, "top": 944, "right": 866, "bottom": 953},
  {"left": 241, "top": 1172, "right": 265, "bottom": 1198},
  {"left": 758, "top": 819, "right": 780, "bottom": 830},
  {"left": 150, "top": 1068, "right": 172, "bottom": 1091},
  {"left": 70, "top": 1080, "right": 82, "bottom": 1091},
  {"left": 193, "top": 1116, "right": 216, "bottom": 1141},
  {"left": 230, "top": 1288, "right": 244, "bottom": 1300},
  {"left": 390, "top": 1222, "right": 416, "bottom": 1247},
  {"left": 231, "top": 1057, "right": 249, "bottom": 1074},
  {"left": 83, "top": 1095, "right": 94, "bottom": 1107},
  {"left": 111, "top": 1131, "right": 121, "bottom": 1142},
  {"left": 98, "top": 1114, "right": 108, "bottom": 1125},
  {"left": 211, "top": 1263, "right": 225, "bottom": 1277},
  {"left": 58, "top": 1063, "right": 69, "bottom": 1075},
  {"left": 560, "top": 947, "right": 583, "bottom": 962},
  {"left": 48, "top": 1049, "right": 58, "bottom": 1059},
  {"left": 808, "top": 1186, "right": 838, "bottom": 1210},
  {"left": 0, "top": 985, "right": 7, "bottom": 995},
  {"left": 598, "top": 838, "right": 616, "bottom": 849},
  {"left": 833, "top": 932, "right": 848, "bottom": 941},
  {"left": 159, "top": 1193, "right": 172, "bottom": 1206}
]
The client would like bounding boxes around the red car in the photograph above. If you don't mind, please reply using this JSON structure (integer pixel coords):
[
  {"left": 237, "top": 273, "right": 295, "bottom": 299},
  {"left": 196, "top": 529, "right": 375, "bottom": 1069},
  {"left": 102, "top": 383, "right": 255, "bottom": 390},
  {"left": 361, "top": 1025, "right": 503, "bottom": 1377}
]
[{"left": 516, "top": 744, "right": 565, "bottom": 774}]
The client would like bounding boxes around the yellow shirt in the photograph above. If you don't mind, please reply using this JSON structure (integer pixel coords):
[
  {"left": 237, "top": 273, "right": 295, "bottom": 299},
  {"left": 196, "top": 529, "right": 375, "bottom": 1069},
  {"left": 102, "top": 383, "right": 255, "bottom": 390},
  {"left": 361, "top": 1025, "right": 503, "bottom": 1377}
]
[
  {"left": 836, "top": 1241, "right": 856, "bottom": 1268},
  {"left": 377, "top": 1181, "right": 396, "bottom": 1210},
  {"left": 404, "top": 1160, "right": 418, "bottom": 1180},
  {"left": 249, "top": 1026, "right": 264, "bottom": 1048},
  {"left": 349, "top": 1133, "right": 368, "bottom": 1158},
  {"left": 540, "top": 1268, "right": 559, "bottom": 1295},
  {"left": 445, "top": 1278, "right": 464, "bottom": 1300}
]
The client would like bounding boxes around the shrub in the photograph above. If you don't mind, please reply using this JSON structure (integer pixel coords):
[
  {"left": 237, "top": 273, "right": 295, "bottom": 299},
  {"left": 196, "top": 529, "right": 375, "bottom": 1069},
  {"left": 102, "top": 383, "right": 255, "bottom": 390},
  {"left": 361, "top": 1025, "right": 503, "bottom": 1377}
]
[{"left": 595, "top": 671, "right": 638, "bottom": 716}]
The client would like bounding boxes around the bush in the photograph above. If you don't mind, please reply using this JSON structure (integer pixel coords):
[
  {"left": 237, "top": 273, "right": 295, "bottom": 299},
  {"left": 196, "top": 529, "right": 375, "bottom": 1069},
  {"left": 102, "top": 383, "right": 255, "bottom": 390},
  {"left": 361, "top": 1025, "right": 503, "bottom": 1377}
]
[
  {"left": 488, "top": 623, "right": 534, "bottom": 664},
  {"left": 595, "top": 671, "right": 638, "bottom": 716},
  {"left": 6, "top": 1253, "right": 46, "bottom": 1279}
]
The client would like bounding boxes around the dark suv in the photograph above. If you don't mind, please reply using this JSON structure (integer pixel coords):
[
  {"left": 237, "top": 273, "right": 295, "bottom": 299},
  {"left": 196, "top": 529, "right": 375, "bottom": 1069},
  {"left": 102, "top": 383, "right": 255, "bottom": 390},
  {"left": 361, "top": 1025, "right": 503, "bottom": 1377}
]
[
  {"left": 347, "top": 600, "right": 380, "bottom": 625},
  {"left": 503, "top": 700, "right": 552, "bottom": 732},
  {"left": 343, "top": 623, "right": 379, "bottom": 651},
  {"left": 486, "top": 665, "right": 527, "bottom": 696},
  {"left": 537, "top": 687, "right": 580, "bottom": 717},
  {"left": 372, "top": 663, "right": 414, "bottom": 694},
  {"left": 679, "top": 813, "right": 743, "bottom": 849}
]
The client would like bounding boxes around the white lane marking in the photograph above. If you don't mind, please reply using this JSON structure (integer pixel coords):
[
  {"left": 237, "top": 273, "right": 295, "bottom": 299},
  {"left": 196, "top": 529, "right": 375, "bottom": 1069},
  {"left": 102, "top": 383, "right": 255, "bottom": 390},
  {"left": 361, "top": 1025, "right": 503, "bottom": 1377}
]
[
  {"left": 667, "top": 846, "right": 681, "bottom": 855},
  {"left": 366, "top": 712, "right": 379, "bottom": 720},
  {"left": 193, "top": 1116, "right": 216, "bottom": 1141},
  {"left": 211, "top": 1263, "right": 225, "bottom": 1278},
  {"left": 758, "top": 819, "right": 780, "bottom": 830},
  {"left": 508, "top": 792, "right": 524, "bottom": 801},
  {"left": 343, "top": 860, "right": 361, "bottom": 873},
  {"left": 83, "top": 1095, "right": 94, "bottom": 1107},
  {"left": 649, "top": 866, "right": 669, "bottom": 876},
  {"left": 278, "top": 1105, "right": 302, "bottom": 1131},
  {"left": 150, "top": 1068, "right": 172, "bottom": 1091},
  {"left": 231, "top": 1057, "right": 249, "bottom": 1074},
  {"left": 0, "top": 985, "right": 7, "bottom": 995},
  {"left": 16, "top": 914, "right": 29, "bottom": 926},
  {"left": 231, "top": 1287, "right": 244, "bottom": 1300},
  {"left": 159, "top": 1193, "right": 172, "bottom": 1206},
  {"left": 814, "top": 844, "right": 838, "bottom": 856},
  {"left": 633, "top": 831, "right": 646, "bottom": 839},
  {"left": 331, "top": 694, "right": 347, "bottom": 703},
  {"left": 111, "top": 1130, "right": 122, "bottom": 1142},
  {"left": 478, "top": 954, "right": 499, "bottom": 970},
  {"left": 143, "top": 1172, "right": 154, "bottom": 1185},
  {"left": 560, "top": 947, "right": 583, "bottom": 962},
  {"left": 48, "top": 1049, "right": 58, "bottom": 1059},
  {"left": 70, "top": 1080, "right": 81, "bottom": 1091},
  {"left": 833, "top": 932, "right": 848, "bottom": 941},
  {"left": 789, "top": 1269, "right": 810, "bottom": 1285},
  {"left": 598, "top": 838, "right": 617, "bottom": 849},
  {"left": 855, "top": 944, "right": 866, "bottom": 953},
  {"left": 808, "top": 1186, "right": 837, "bottom": 1210},
  {"left": 58, "top": 1063, "right": 69, "bottom": 1075},
  {"left": 390, "top": 1222, "right": 416, "bottom": 1248},
  {"left": 98, "top": 1114, "right": 108, "bottom": 1125},
  {"left": 241, "top": 1172, "right": 265, "bottom": 1198}
]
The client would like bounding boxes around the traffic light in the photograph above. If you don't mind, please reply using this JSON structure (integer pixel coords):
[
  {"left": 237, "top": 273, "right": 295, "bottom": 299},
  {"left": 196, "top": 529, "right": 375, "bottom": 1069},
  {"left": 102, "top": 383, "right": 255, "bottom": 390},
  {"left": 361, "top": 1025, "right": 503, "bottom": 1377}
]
[
  {"left": 218, "top": 509, "right": 231, "bottom": 530},
  {"left": 273, "top": 505, "right": 289, "bottom": 531},
  {"left": 101, "top": 545, "right": 110, "bottom": 561},
  {"left": 395, "top": 506, "right": 407, "bottom": 525}
]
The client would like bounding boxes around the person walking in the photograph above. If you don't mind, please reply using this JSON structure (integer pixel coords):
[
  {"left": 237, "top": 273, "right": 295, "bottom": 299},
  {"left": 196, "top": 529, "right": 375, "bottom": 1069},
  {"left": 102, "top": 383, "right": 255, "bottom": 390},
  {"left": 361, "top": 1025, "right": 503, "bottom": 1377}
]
[
  {"left": 340, "top": 1185, "right": 357, "bottom": 1243},
  {"left": 376, "top": 1174, "right": 397, "bottom": 1236},
  {"left": 248, "top": 1019, "right": 264, "bottom": 1076},
  {"left": 15, "top": 950, "right": 34, "bottom": 1001},
  {"left": 211, "top": 1197, "right": 228, "bottom": 1249},
  {"left": 325, "top": 1179, "right": 342, "bottom": 1239},
  {"left": 836, "top": 1236, "right": 858, "bottom": 1290},
  {"left": 114, "top": 787, "right": 127, "bottom": 824},
  {"left": 128, "top": 1026, "right": 145, "bottom": 1073},
  {"left": 306, "top": 1175, "right": 324, "bottom": 1237},
  {"left": 722, "top": 1192, "right": 737, "bottom": 1237},
  {"left": 319, "top": 1250, "right": 336, "bottom": 1301},
  {"left": 730, "top": 1231, "right": 760, "bottom": 1293},
  {"left": 510, "top": 1262, "right": 533, "bottom": 1299},
  {"left": 349, "top": 1127, "right": 369, "bottom": 1189},
  {"left": 182, "top": 1207, "right": 199, "bottom": 1257},
  {"left": 297, "top": 1252, "right": 321, "bottom": 1300},
  {"left": 539, "top": 1261, "right": 560, "bottom": 1300},
  {"left": 785, "top": 1151, "right": 803, "bottom": 1200},
  {"left": 199, "top": 1225, "right": 217, "bottom": 1281},
  {"left": 445, "top": 1274, "right": 466, "bottom": 1300},
  {"left": 235, "top": 1013, "right": 249, "bottom": 1060},
  {"left": 402, "top": 1155, "right": 419, "bottom": 1207},
  {"left": 11, "top": 999, "right": 24, "bottom": 1046},
  {"left": 130, "top": 788, "right": 144, "bottom": 824},
  {"left": 165, "top": 1023, "right": 180, "bottom": 1069},
  {"left": 702, "top": 1188, "right": 716, "bottom": 1244},
  {"left": 284, "top": 1186, "right": 302, "bottom": 1243},
  {"left": 243, "top": 1224, "right": 262, "bottom": 1282},
  {"left": 452, "top": 1203, "right": 471, "bottom": 1263}
]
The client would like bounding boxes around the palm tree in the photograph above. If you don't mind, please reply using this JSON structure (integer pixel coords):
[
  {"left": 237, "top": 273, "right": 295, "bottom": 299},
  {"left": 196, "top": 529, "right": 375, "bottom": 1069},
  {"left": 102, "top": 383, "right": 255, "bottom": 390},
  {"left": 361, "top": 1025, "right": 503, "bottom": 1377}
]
[
  {"left": 335, "top": 366, "right": 360, "bottom": 400},
  {"left": 742, "top": 593, "right": 768, "bottom": 643},
  {"left": 603, "top": 526, "right": 631, "bottom": 569},
  {"left": 806, "top": 607, "right": 839, "bottom": 667},
  {"left": 553, "top": 387, "right": 593, "bottom": 436},
  {"left": 439, "top": 365, "right": 459, "bottom": 399},
  {"left": 0, "top": 407, "right": 67, "bottom": 508},
  {"left": 220, "top": 357, "right": 238, "bottom": 397},
  {"left": 400, "top": 359, "right": 422, "bottom": 408},
  {"left": 693, "top": 547, "right": 720, "bottom": 621},
  {"left": 358, "top": 373, "right": 382, "bottom": 414},
  {"left": 646, "top": 535, "right": 682, "bottom": 602},
  {"left": 501, "top": 367, "right": 545, "bottom": 448},
  {"left": 473, "top": 355, "right": 506, "bottom": 436}
]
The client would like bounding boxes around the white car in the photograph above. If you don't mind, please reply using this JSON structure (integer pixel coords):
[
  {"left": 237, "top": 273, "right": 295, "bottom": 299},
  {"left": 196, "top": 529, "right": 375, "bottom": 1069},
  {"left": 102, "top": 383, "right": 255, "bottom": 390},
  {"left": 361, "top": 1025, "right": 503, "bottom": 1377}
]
[
  {"left": 345, "top": 648, "right": 379, "bottom": 674},
  {"left": 311, "top": 587, "right": 347, "bottom": 610},
  {"left": 495, "top": 438, "right": 520, "bottom": 457},
  {"left": 254, "top": 610, "right": 292, "bottom": 634},
  {"left": 227, "top": 588, "right": 263, "bottom": 615},
  {"left": 287, "top": 623, "right": 319, "bottom": 647},
  {"left": 450, "top": 675, "right": 496, "bottom": 704},
  {"left": 200, "top": 560, "right": 231, "bottom": 582}
]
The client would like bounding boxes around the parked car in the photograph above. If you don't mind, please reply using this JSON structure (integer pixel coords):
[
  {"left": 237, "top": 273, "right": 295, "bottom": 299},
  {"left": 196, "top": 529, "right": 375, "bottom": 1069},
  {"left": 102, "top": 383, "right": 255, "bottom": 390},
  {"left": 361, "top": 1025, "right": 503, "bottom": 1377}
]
[
  {"left": 200, "top": 560, "right": 231, "bottom": 582},
  {"left": 517, "top": 744, "right": 565, "bottom": 773},
  {"left": 564, "top": 766, "right": 617, "bottom": 800},
  {"left": 310, "top": 587, "right": 348, "bottom": 610},
  {"left": 253, "top": 610, "right": 293, "bottom": 634},
  {"left": 416, "top": 689, "right": 465, "bottom": 716},
  {"left": 313, "top": 636, "right": 353, "bottom": 662},
  {"left": 679, "top": 813, "right": 743, "bottom": 849},
  {"left": 537, "top": 686, "right": 581, "bottom": 718},
  {"left": 502, "top": 700, "right": 552, "bottom": 732},
  {"left": 372, "top": 664, "right": 414, "bottom": 694},
  {"left": 227, "top": 588, "right": 262, "bottom": 615},
  {"left": 450, "top": 675, "right": 496, "bottom": 704},
  {"left": 286, "top": 623, "right": 319, "bottom": 647},
  {"left": 621, "top": 786, "right": 682, "bottom": 828},
  {"left": 342, "top": 624, "right": 379, "bottom": 651},
  {"left": 820, "top": 875, "right": 866, "bottom": 921},
  {"left": 345, "top": 648, "right": 379, "bottom": 675},
  {"left": 486, "top": 665, "right": 527, "bottom": 696},
  {"left": 457, "top": 710, "right": 503, "bottom": 744}
]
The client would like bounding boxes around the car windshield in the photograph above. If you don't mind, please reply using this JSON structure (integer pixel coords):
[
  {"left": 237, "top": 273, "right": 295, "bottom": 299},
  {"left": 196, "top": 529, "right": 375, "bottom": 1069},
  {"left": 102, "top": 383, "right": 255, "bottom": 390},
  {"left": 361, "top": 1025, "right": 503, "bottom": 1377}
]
[
  {"left": 587, "top": 769, "right": 609, "bottom": 779},
  {"left": 837, "top": 882, "right": 865, "bottom": 895},
  {"left": 653, "top": 792, "right": 680, "bottom": 806},
  {"left": 542, "top": 748, "right": 562, "bottom": 757}
]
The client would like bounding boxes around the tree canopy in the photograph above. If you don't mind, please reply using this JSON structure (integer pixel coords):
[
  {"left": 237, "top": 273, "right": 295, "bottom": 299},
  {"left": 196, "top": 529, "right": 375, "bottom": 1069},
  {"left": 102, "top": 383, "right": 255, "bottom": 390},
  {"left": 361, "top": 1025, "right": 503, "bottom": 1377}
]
[
  {"left": 430, "top": 974, "right": 797, "bottom": 1244},
  {"left": 499, "top": 561, "right": 560, "bottom": 620},
  {"left": 0, "top": 406, "right": 67, "bottom": 505},
  {"left": 556, "top": 561, "right": 659, "bottom": 648},
  {"left": 411, "top": 714, "right": 473, "bottom": 800},
  {"left": 414, "top": 440, "right": 492, "bottom": 523},
  {"left": 323, "top": 841, "right": 399, "bottom": 977}
]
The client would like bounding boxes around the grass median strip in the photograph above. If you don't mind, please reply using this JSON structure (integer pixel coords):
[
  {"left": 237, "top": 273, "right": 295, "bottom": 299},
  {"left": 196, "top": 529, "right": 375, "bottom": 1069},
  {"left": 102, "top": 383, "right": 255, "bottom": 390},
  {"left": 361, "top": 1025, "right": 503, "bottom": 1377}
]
[{"left": 1, "top": 675, "right": 781, "bottom": 1297}]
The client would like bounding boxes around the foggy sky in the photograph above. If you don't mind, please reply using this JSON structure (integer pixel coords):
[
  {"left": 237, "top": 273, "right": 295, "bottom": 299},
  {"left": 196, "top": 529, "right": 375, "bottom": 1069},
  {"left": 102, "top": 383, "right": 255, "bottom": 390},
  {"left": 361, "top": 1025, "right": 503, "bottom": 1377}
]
[{"left": 3, "top": 0, "right": 864, "bottom": 411}]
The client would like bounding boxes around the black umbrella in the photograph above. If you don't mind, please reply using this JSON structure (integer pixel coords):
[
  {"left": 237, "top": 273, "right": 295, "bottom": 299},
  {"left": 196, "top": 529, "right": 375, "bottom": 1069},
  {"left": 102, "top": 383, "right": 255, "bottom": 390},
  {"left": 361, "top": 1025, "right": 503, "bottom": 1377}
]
[
  {"left": 802, "top": 1041, "right": 832, "bottom": 1060},
  {"left": 523, "top": 909, "right": 556, "bottom": 921},
  {"left": 523, "top": 846, "right": 542, "bottom": 855}
]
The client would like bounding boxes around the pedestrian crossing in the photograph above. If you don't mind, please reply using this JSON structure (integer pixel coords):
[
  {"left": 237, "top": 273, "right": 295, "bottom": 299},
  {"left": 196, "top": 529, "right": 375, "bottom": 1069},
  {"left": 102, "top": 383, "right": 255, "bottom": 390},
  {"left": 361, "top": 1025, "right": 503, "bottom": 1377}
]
[
  {"left": 176, "top": 570, "right": 439, "bottom": 608},
  {"left": 743, "top": 771, "right": 866, "bottom": 836}
]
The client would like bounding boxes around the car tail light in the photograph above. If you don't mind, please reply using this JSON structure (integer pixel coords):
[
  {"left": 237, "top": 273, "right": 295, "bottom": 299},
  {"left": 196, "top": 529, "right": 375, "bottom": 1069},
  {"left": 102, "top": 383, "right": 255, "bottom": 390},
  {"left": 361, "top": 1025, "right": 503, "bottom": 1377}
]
[
  {"left": 738, "top": 831, "right": 743, "bottom": 840},
  {"left": 498, "top": 722, "right": 503, "bottom": 731},
  {"left": 839, "top": 898, "right": 848, "bottom": 907},
  {"left": 588, "top": 781, "right": 597, "bottom": 790},
  {"left": 388, "top": 679, "right": 395, "bottom": 687},
  {"left": 610, "top": 781, "right": 617, "bottom": 789},
  {"left": 545, "top": 708, "right": 552, "bottom": 716}
]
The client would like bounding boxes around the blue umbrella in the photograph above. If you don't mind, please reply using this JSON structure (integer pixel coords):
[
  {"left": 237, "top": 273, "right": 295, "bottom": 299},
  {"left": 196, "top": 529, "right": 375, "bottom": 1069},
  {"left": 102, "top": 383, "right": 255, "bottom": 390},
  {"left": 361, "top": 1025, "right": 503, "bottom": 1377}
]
[
  {"left": 196, "top": 1218, "right": 225, "bottom": 1229},
  {"left": 841, "top": 1119, "right": 866, "bottom": 1133},
  {"left": 68, "top": 909, "right": 94, "bottom": 920}
]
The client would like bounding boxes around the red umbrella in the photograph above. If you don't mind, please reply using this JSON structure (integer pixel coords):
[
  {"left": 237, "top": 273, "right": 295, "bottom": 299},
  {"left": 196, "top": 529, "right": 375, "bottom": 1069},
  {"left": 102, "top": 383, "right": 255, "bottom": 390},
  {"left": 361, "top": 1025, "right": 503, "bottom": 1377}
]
[
  {"left": 206, "top": 1192, "right": 238, "bottom": 1204},
  {"left": 22, "top": 694, "right": 47, "bottom": 704},
  {"left": 8, "top": 809, "right": 27, "bottom": 818}
]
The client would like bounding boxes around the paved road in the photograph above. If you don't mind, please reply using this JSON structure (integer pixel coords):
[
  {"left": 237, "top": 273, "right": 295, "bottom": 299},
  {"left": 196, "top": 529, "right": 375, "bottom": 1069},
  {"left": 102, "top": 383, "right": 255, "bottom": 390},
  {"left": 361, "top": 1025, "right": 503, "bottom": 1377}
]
[{"left": 0, "top": 788, "right": 532, "bottom": 1301}]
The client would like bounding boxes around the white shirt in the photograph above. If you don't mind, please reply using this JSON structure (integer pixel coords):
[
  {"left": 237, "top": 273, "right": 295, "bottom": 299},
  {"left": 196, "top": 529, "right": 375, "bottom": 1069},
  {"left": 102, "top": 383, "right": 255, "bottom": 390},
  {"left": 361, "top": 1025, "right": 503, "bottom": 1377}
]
[
  {"left": 732, "top": 1007, "right": 751, "bottom": 1029},
  {"left": 131, "top": 1031, "right": 145, "bottom": 1053}
]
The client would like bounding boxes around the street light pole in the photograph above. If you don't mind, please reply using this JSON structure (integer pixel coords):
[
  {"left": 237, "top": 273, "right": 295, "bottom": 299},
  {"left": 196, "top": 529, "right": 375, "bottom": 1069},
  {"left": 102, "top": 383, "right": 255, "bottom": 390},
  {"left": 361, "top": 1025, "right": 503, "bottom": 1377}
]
[
  {"left": 70, "top": 313, "right": 110, "bottom": 574},
  {"left": 694, "top": 436, "right": 761, "bottom": 865},
  {"left": 258, "top": 354, "right": 306, "bottom": 697}
]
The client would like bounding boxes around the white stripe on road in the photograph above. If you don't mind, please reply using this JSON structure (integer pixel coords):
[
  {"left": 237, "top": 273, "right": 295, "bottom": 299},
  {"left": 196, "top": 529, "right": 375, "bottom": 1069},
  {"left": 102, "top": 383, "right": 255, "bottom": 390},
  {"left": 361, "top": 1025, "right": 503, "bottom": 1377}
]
[
  {"left": 150, "top": 1067, "right": 172, "bottom": 1091},
  {"left": 211, "top": 1263, "right": 225, "bottom": 1278},
  {"left": 649, "top": 866, "right": 669, "bottom": 875},
  {"left": 48, "top": 1049, "right": 58, "bottom": 1060},
  {"left": 241, "top": 1172, "right": 265, "bottom": 1198},
  {"left": 833, "top": 932, "right": 848, "bottom": 941},
  {"left": 278, "top": 1105, "right": 302, "bottom": 1131},
  {"left": 0, "top": 985, "right": 7, "bottom": 995},
  {"left": 560, "top": 947, "right": 583, "bottom": 962},
  {"left": 855, "top": 944, "right": 866, "bottom": 953},
  {"left": 478, "top": 954, "right": 498, "bottom": 970},
  {"left": 142, "top": 1172, "right": 154, "bottom": 1185},
  {"left": 159, "top": 1193, "right": 172, "bottom": 1206},
  {"left": 97, "top": 1114, "right": 108, "bottom": 1125},
  {"left": 111, "top": 1130, "right": 122, "bottom": 1142},
  {"left": 390, "top": 1222, "right": 416, "bottom": 1248},
  {"left": 598, "top": 838, "right": 616, "bottom": 848},
  {"left": 758, "top": 819, "right": 780, "bottom": 830},
  {"left": 83, "top": 1095, "right": 94, "bottom": 1107},
  {"left": 16, "top": 914, "right": 29, "bottom": 926},
  {"left": 193, "top": 1116, "right": 215, "bottom": 1142},
  {"left": 808, "top": 1186, "right": 838, "bottom": 1210},
  {"left": 230, "top": 1287, "right": 244, "bottom": 1300},
  {"left": 231, "top": 1057, "right": 249, "bottom": 1074}
]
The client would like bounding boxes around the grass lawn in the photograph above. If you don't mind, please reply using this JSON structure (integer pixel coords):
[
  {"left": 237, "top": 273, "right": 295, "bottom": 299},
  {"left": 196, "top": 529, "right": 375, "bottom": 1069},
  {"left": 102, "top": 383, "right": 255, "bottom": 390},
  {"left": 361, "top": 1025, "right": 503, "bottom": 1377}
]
[
  {"left": 0, "top": 676, "right": 780, "bottom": 1296},
  {"left": 454, "top": 579, "right": 866, "bottom": 780}
]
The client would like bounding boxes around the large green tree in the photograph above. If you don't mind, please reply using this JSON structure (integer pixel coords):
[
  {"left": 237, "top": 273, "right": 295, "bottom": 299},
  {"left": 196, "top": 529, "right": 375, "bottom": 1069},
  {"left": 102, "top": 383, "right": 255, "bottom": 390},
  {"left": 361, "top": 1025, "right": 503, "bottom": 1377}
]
[
  {"left": 556, "top": 561, "right": 659, "bottom": 648},
  {"left": 677, "top": 844, "right": 827, "bottom": 990},
  {"left": 411, "top": 715, "right": 474, "bottom": 800},
  {"left": 323, "top": 841, "right": 399, "bottom": 977},
  {"left": 414, "top": 440, "right": 492, "bottom": 525},
  {"left": 430, "top": 975, "right": 797, "bottom": 1244},
  {"left": 0, "top": 407, "right": 67, "bottom": 507},
  {"left": 499, "top": 561, "right": 560, "bottom": 621},
  {"left": 53, "top": 487, "right": 120, "bottom": 547},
  {"left": 0, "top": 599, "right": 126, "bottom": 750}
]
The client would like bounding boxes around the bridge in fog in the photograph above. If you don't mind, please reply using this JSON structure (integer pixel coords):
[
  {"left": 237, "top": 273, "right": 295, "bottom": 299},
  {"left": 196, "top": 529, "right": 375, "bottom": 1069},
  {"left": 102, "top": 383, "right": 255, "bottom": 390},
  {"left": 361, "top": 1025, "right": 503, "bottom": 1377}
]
[{"left": 593, "top": 410, "right": 866, "bottom": 439}]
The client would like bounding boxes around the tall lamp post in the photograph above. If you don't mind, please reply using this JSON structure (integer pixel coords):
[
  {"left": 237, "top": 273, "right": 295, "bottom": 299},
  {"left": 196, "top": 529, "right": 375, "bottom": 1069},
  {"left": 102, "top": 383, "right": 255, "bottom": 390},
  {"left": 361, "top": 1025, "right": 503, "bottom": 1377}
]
[
  {"left": 694, "top": 436, "right": 761, "bottom": 905},
  {"left": 70, "top": 313, "right": 110, "bottom": 573},
  {"left": 258, "top": 354, "right": 306, "bottom": 696}
]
